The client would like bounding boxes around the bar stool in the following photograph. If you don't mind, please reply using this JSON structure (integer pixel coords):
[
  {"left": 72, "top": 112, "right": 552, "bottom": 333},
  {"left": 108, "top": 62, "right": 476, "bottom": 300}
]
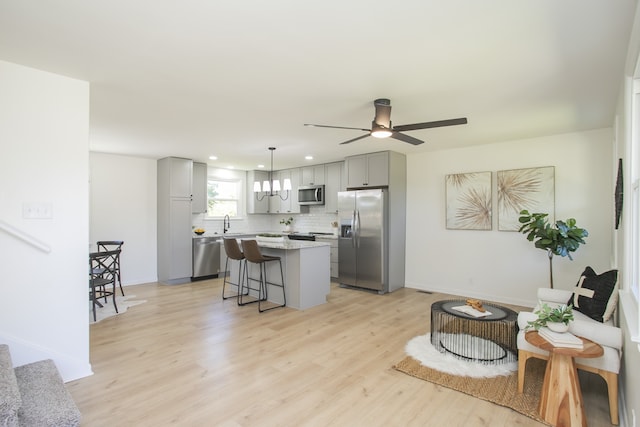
[
  {"left": 241, "top": 239, "right": 286, "bottom": 312},
  {"left": 222, "top": 237, "right": 246, "bottom": 301}
]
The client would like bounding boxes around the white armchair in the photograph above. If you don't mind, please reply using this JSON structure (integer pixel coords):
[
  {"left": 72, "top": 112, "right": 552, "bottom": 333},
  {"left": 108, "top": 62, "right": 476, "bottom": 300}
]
[{"left": 517, "top": 288, "right": 622, "bottom": 425}]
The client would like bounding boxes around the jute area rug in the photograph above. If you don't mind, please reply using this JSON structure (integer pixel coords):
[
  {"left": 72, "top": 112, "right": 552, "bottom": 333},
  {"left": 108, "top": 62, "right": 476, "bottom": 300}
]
[{"left": 394, "top": 335, "right": 549, "bottom": 425}]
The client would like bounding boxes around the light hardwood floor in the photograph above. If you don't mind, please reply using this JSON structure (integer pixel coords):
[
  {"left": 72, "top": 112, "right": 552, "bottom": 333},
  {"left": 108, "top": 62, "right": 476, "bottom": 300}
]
[{"left": 69, "top": 279, "right": 614, "bottom": 426}]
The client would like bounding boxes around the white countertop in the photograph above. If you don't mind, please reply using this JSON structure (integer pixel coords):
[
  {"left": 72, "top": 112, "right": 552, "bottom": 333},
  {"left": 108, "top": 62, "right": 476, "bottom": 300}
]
[{"left": 253, "top": 239, "right": 330, "bottom": 250}]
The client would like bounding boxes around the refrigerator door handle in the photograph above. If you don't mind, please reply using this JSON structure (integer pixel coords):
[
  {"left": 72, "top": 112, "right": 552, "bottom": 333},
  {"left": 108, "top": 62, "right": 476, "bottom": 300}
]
[
  {"left": 351, "top": 210, "right": 356, "bottom": 247},
  {"left": 355, "top": 210, "right": 361, "bottom": 248}
]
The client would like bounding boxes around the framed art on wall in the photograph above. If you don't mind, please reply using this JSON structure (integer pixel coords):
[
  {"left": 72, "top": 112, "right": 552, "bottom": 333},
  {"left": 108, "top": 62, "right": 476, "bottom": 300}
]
[
  {"left": 615, "top": 158, "right": 623, "bottom": 230},
  {"left": 497, "top": 166, "right": 555, "bottom": 231},
  {"left": 445, "top": 171, "right": 492, "bottom": 230}
]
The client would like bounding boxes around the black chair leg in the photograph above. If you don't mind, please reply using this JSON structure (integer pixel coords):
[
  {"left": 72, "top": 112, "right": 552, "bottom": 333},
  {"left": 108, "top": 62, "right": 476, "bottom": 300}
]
[
  {"left": 117, "top": 272, "right": 125, "bottom": 296},
  {"left": 112, "top": 283, "right": 118, "bottom": 313},
  {"left": 91, "top": 287, "right": 97, "bottom": 321},
  {"left": 239, "top": 261, "right": 268, "bottom": 306},
  {"left": 258, "top": 259, "right": 286, "bottom": 313}
]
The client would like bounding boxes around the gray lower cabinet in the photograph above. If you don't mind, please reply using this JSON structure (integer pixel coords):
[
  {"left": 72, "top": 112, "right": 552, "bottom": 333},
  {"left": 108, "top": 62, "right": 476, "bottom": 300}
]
[{"left": 316, "top": 237, "right": 338, "bottom": 279}]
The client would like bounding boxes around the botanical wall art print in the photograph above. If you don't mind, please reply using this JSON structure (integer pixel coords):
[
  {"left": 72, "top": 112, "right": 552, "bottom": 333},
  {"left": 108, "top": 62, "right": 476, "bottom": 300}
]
[
  {"left": 445, "top": 171, "right": 492, "bottom": 230},
  {"left": 497, "top": 166, "right": 555, "bottom": 231}
]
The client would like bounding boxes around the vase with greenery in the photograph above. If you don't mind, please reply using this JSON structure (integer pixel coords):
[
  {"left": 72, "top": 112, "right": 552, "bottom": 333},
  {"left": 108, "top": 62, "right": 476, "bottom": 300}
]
[
  {"left": 526, "top": 303, "right": 574, "bottom": 332},
  {"left": 280, "top": 217, "right": 293, "bottom": 232},
  {"left": 518, "top": 210, "right": 588, "bottom": 288}
]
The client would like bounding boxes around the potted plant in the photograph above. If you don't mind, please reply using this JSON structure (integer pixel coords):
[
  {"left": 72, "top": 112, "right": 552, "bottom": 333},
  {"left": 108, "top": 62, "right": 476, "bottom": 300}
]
[
  {"left": 280, "top": 217, "right": 294, "bottom": 232},
  {"left": 518, "top": 210, "right": 588, "bottom": 288},
  {"left": 526, "top": 303, "right": 574, "bottom": 332}
]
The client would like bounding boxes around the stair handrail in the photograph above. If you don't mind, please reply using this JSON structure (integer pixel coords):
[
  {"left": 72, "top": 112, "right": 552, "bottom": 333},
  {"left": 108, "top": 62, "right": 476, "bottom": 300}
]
[{"left": 0, "top": 219, "right": 51, "bottom": 253}]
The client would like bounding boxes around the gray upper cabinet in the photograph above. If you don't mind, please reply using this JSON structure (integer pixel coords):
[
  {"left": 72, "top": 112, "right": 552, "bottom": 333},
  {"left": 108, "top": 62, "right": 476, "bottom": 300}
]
[
  {"left": 346, "top": 151, "right": 390, "bottom": 188},
  {"left": 271, "top": 169, "right": 290, "bottom": 214},
  {"left": 301, "top": 165, "right": 325, "bottom": 186},
  {"left": 324, "top": 161, "right": 344, "bottom": 213},
  {"left": 271, "top": 168, "right": 301, "bottom": 214},
  {"left": 288, "top": 168, "right": 301, "bottom": 213},
  {"left": 166, "top": 157, "right": 193, "bottom": 198},
  {"left": 247, "top": 170, "right": 269, "bottom": 214},
  {"left": 192, "top": 162, "right": 208, "bottom": 214}
]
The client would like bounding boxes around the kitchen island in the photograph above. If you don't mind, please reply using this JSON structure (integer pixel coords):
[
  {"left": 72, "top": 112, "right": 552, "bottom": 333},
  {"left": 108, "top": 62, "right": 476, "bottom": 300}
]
[{"left": 228, "top": 239, "right": 331, "bottom": 310}]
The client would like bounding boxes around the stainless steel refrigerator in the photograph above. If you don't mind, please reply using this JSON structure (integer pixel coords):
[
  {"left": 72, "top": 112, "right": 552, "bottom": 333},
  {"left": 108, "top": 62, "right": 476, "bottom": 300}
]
[{"left": 339, "top": 188, "right": 401, "bottom": 293}]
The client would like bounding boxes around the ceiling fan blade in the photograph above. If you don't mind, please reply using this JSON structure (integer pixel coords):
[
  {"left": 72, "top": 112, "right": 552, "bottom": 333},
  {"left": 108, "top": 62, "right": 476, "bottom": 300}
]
[
  {"left": 304, "top": 123, "right": 370, "bottom": 132},
  {"left": 339, "top": 133, "right": 371, "bottom": 145},
  {"left": 390, "top": 131, "right": 424, "bottom": 145},
  {"left": 392, "top": 117, "right": 468, "bottom": 132}
]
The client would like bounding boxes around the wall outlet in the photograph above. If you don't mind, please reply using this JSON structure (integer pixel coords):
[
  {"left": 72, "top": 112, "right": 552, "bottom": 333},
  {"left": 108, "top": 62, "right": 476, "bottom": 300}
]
[{"left": 22, "top": 202, "right": 53, "bottom": 219}]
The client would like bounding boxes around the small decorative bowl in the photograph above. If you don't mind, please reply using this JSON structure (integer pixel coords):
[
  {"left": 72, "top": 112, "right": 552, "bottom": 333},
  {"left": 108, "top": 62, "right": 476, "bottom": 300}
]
[{"left": 194, "top": 231, "right": 205, "bottom": 235}]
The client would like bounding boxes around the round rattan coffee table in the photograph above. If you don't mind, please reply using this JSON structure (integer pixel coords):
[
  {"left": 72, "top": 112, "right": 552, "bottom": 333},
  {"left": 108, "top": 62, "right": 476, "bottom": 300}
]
[{"left": 430, "top": 299, "right": 518, "bottom": 364}]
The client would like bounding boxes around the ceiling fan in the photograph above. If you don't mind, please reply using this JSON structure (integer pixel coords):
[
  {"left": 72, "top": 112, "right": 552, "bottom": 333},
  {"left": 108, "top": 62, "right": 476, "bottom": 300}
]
[{"left": 304, "top": 98, "right": 467, "bottom": 145}]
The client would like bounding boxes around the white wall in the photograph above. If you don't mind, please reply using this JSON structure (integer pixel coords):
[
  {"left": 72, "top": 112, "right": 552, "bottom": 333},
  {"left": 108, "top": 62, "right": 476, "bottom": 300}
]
[
  {"left": 89, "top": 152, "right": 157, "bottom": 285},
  {"left": 0, "top": 60, "right": 91, "bottom": 381},
  {"left": 406, "top": 129, "right": 614, "bottom": 307}
]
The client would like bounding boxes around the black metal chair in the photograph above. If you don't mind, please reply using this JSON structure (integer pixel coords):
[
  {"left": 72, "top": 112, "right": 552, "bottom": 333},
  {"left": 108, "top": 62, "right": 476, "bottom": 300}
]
[
  {"left": 89, "top": 250, "right": 120, "bottom": 321},
  {"left": 222, "top": 238, "right": 246, "bottom": 301},
  {"left": 97, "top": 241, "right": 124, "bottom": 296},
  {"left": 241, "top": 239, "right": 286, "bottom": 312}
]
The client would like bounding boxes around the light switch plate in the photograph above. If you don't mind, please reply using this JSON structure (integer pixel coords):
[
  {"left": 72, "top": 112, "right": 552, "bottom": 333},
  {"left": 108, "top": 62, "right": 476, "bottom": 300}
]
[{"left": 22, "top": 202, "right": 53, "bottom": 219}]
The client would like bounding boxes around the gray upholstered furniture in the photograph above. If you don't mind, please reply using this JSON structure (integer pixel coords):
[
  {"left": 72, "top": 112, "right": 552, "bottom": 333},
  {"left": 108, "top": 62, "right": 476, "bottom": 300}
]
[{"left": 0, "top": 344, "right": 80, "bottom": 426}]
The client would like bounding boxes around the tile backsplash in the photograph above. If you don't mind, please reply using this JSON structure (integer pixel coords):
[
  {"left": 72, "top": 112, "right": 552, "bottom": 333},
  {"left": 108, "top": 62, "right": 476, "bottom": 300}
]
[{"left": 191, "top": 205, "right": 339, "bottom": 236}]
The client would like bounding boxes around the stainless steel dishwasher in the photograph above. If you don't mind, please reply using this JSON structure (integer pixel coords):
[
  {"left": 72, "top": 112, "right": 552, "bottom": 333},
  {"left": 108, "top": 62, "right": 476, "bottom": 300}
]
[{"left": 192, "top": 237, "right": 221, "bottom": 279}]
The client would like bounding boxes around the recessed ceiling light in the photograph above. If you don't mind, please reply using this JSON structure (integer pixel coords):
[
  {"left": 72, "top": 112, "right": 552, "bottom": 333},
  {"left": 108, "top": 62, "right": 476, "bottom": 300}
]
[
  {"left": 305, "top": 155, "right": 313, "bottom": 160},
  {"left": 257, "top": 164, "right": 265, "bottom": 168},
  {"left": 209, "top": 155, "right": 218, "bottom": 160}
]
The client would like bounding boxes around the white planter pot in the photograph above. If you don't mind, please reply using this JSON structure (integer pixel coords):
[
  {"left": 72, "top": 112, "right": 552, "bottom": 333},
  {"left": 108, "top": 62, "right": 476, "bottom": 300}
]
[{"left": 547, "top": 322, "right": 569, "bottom": 333}]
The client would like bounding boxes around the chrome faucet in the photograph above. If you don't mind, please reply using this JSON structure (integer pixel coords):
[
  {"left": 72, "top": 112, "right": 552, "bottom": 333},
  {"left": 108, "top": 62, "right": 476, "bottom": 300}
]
[{"left": 223, "top": 214, "right": 230, "bottom": 234}]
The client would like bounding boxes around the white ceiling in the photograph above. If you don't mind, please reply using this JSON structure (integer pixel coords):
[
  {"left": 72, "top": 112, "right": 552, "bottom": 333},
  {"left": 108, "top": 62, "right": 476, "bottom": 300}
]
[{"left": 0, "top": 0, "right": 636, "bottom": 170}]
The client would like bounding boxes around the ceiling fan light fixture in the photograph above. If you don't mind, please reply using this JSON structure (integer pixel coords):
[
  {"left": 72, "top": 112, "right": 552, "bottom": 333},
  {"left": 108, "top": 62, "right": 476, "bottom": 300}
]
[
  {"left": 371, "top": 123, "right": 392, "bottom": 138},
  {"left": 371, "top": 129, "right": 392, "bottom": 138}
]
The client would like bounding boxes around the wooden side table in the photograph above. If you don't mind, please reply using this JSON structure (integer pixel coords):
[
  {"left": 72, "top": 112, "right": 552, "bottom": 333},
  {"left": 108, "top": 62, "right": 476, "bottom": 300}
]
[{"left": 525, "top": 331, "right": 603, "bottom": 427}]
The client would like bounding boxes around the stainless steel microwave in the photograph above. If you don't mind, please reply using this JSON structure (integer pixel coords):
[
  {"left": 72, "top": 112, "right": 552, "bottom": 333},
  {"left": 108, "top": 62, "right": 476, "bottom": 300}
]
[{"left": 298, "top": 185, "right": 325, "bottom": 205}]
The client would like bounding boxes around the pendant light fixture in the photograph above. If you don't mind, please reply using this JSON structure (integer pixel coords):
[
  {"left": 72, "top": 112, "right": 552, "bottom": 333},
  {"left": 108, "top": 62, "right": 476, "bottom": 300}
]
[{"left": 254, "top": 147, "right": 291, "bottom": 201}]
